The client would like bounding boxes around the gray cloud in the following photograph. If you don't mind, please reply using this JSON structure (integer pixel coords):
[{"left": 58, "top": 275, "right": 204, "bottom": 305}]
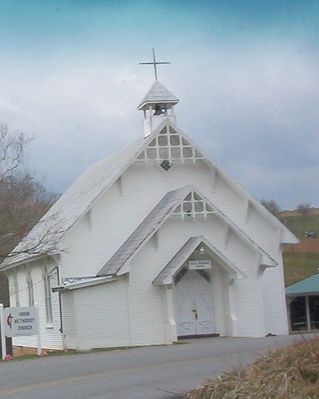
[{"left": 0, "top": 44, "right": 318, "bottom": 209}]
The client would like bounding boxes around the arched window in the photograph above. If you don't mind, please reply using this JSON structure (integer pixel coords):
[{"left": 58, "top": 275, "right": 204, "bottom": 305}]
[
  {"left": 13, "top": 274, "right": 20, "bottom": 307},
  {"left": 43, "top": 269, "right": 53, "bottom": 325},
  {"left": 27, "top": 272, "right": 34, "bottom": 307}
]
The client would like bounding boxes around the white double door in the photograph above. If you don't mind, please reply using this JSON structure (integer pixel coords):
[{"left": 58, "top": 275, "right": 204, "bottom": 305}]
[{"left": 174, "top": 270, "right": 215, "bottom": 337}]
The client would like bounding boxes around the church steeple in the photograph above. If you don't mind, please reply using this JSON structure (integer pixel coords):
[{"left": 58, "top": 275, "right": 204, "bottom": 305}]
[
  {"left": 138, "top": 49, "right": 179, "bottom": 137},
  {"left": 138, "top": 80, "right": 179, "bottom": 137}
]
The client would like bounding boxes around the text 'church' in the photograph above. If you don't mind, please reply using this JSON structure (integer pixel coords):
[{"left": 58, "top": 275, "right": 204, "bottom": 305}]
[{"left": 1, "top": 63, "right": 298, "bottom": 351}]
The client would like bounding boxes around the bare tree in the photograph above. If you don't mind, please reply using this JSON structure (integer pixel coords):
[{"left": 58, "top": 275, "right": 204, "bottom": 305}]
[
  {"left": 0, "top": 123, "right": 30, "bottom": 181},
  {"left": 297, "top": 203, "right": 312, "bottom": 215},
  {"left": 0, "top": 124, "right": 59, "bottom": 259},
  {"left": 0, "top": 175, "right": 58, "bottom": 258},
  {"left": 0, "top": 124, "right": 60, "bottom": 305},
  {"left": 260, "top": 199, "right": 280, "bottom": 215}
]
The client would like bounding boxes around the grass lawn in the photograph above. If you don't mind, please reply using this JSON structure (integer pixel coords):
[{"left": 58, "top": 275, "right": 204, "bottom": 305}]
[
  {"left": 283, "top": 252, "right": 319, "bottom": 287},
  {"left": 278, "top": 211, "right": 319, "bottom": 286}
]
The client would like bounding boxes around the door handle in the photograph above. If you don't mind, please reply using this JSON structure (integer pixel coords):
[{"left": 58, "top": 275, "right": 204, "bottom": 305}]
[{"left": 192, "top": 309, "right": 198, "bottom": 320}]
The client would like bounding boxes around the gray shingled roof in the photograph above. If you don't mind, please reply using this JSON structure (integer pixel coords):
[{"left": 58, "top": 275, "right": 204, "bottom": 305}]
[
  {"left": 137, "top": 81, "right": 179, "bottom": 110},
  {"left": 153, "top": 236, "right": 246, "bottom": 285},
  {"left": 97, "top": 186, "right": 191, "bottom": 276}
]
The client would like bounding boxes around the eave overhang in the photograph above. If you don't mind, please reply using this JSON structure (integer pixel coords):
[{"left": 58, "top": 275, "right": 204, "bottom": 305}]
[
  {"left": 52, "top": 276, "right": 117, "bottom": 292},
  {"left": 0, "top": 253, "right": 55, "bottom": 272}
]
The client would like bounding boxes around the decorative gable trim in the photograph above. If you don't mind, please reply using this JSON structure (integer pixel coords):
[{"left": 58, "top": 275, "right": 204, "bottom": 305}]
[
  {"left": 96, "top": 185, "right": 277, "bottom": 277},
  {"left": 172, "top": 191, "right": 216, "bottom": 221},
  {"left": 139, "top": 121, "right": 298, "bottom": 244},
  {"left": 136, "top": 123, "right": 205, "bottom": 165}
]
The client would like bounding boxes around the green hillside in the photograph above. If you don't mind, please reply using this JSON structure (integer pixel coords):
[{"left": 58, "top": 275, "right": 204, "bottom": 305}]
[
  {"left": 283, "top": 252, "right": 319, "bottom": 287},
  {"left": 279, "top": 213, "right": 319, "bottom": 239},
  {"left": 278, "top": 211, "right": 319, "bottom": 287}
]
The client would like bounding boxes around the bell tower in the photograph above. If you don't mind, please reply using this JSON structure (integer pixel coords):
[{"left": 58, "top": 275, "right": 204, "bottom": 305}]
[
  {"left": 138, "top": 49, "right": 179, "bottom": 137},
  {"left": 138, "top": 80, "right": 179, "bottom": 137}
]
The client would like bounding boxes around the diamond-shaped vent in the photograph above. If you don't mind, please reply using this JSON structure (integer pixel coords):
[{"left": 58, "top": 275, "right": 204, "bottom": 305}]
[{"left": 160, "top": 160, "right": 172, "bottom": 171}]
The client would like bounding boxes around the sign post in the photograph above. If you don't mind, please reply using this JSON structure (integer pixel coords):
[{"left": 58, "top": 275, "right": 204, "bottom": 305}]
[
  {"left": 0, "top": 304, "right": 7, "bottom": 360},
  {"left": 35, "top": 304, "right": 42, "bottom": 356}
]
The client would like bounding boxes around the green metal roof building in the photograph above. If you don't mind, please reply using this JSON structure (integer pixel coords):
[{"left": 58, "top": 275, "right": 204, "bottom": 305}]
[
  {"left": 286, "top": 274, "right": 319, "bottom": 333},
  {"left": 286, "top": 274, "right": 319, "bottom": 296}
]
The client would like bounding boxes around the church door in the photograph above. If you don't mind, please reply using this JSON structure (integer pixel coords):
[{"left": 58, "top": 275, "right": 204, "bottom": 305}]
[{"left": 174, "top": 270, "right": 215, "bottom": 337}]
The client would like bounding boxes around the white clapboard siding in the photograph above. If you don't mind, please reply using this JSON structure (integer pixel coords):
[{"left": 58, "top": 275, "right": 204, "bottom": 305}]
[
  {"left": 7, "top": 258, "right": 63, "bottom": 350},
  {"left": 62, "top": 278, "right": 130, "bottom": 350},
  {"left": 59, "top": 161, "right": 280, "bottom": 279},
  {"left": 126, "top": 217, "right": 266, "bottom": 342},
  {"left": 262, "top": 256, "right": 289, "bottom": 335},
  {"left": 3, "top": 124, "right": 291, "bottom": 349}
]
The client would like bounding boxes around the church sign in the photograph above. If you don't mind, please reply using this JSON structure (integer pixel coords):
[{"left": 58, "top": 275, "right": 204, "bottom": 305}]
[
  {"left": 3, "top": 307, "right": 38, "bottom": 337},
  {"left": 189, "top": 260, "right": 212, "bottom": 270}
]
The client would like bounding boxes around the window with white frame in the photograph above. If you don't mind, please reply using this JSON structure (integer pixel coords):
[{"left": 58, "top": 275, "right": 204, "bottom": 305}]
[
  {"left": 13, "top": 274, "right": 20, "bottom": 307},
  {"left": 43, "top": 269, "right": 53, "bottom": 325},
  {"left": 27, "top": 272, "right": 34, "bottom": 307}
]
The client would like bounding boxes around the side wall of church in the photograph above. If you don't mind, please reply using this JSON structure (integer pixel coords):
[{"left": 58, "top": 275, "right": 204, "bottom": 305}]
[
  {"left": 261, "top": 255, "right": 289, "bottom": 335},
  {"left": 6, "top": 258, "right": 63, "bottom": 350},
  {"left": 61, "top": 277, "right": 130, "bottom": 350}
]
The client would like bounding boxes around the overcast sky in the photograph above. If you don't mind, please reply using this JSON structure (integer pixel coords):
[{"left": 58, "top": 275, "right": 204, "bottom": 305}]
[{"left": 0, "top": 0, "right": 318, "bottom": 209}]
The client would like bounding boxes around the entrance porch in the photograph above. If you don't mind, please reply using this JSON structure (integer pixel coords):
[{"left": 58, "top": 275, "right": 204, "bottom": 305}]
[{"left": 153, "top": 235, "right": 246, "bottom": 340}]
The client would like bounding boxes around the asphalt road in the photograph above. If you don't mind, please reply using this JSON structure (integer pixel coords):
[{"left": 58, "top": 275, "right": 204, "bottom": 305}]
[{"left": 0, "top": 335, "right": 313, "bottom": 399}]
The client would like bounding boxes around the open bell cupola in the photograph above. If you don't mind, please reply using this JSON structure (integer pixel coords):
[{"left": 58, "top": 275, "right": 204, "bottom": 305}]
[{"left": 138, "top": 80, "right": 179, "bottom": 137}]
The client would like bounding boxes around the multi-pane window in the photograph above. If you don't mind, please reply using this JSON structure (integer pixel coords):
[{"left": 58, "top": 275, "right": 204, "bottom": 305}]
[
  {"left": 27, "top": 272, "right": 34, "bottom": 307},
  {"left": 43, "top": 269, "right": 53, "bottom": 325}
]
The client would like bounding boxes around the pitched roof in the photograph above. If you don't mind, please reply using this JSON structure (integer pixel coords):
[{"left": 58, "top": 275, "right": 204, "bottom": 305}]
[
  {"left": 1, "top": 117, "right": 297, "bottom": 269},
  {"left": 137, "top": 81, "right": 179, "bottom": 110},
  {"left": 1, "top": 136, "right": 145, "bottom": 268},
  {"left": 153, "top": 236, "right": 246, "bottom": 286},
  {"left": 97, "top": 186, "right": 277, "bottom": 277},
  {"left": 286, "top": 274, "right": 319, "bottom": 295}
]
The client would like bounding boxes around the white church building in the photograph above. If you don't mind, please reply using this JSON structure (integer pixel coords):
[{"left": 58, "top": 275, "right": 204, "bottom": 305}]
[{"left": 1, "top": 73, "right": 298, "bottom": 351}]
